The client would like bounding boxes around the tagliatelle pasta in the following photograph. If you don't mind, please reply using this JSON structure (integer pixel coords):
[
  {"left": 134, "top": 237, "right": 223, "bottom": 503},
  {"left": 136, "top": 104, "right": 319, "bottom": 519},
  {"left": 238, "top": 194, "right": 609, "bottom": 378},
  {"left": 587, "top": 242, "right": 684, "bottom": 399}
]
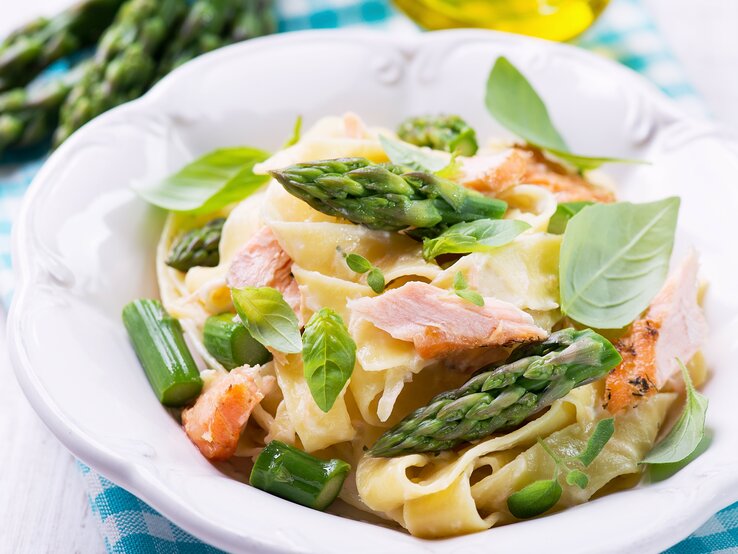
[{"left": 141, "top": 111, "right": 707, "bottom": 539}]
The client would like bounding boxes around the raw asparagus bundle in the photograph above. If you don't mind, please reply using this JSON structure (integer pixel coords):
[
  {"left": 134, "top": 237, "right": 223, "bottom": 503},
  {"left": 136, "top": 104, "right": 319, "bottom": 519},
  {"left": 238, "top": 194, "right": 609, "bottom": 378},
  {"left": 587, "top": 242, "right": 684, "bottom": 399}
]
[
  {"left": 156, "top": 0, "right": 239, "bottom": 77},
  {"left": 368, "top": 328, "right": 622, "bottom": 457},
  {"left": 53, "top": 0, "right": 188, "bottom": 146},
  {"left": 0, "top": 0, "right": 124, "bottom": 93},
  {"left": 166, "top": 217, "right": 225, "bottom": 272},
  {"left": 229, "top": 0, "right": 278, "bottom": 43},
  {"left": 397, "top": 114, "right": 479, "bottom": 156},
  {"left": 269, "top": 157, "right": 507, "bottom": 238},
  {"left": 0, "top": 65, "right": 86, "bottom": 154}
]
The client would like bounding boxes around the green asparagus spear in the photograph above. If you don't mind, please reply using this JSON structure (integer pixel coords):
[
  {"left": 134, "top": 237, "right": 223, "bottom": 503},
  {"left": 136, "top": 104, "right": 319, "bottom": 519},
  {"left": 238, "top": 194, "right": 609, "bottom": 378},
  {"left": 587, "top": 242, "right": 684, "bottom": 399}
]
[
  {"left": 122, "top": 299, "right": 203, "bottom": 406},
  {"left": 250, "top": 441, "right": 351, "bottom": 510},
  {"left": 203, "top": 313, "right": 272, "bottom": 370},
  {"left": 229, "top": 0, "right": 277, "bottom": 43},
  {"left": 166, "top": 218, "right": 225, "bottom": 272},
  {"left": 397, "top": 114, "right": 479, "bottom": 156},
  {"left": 0, "top": 64, "right": 86, "bottom": 155},
  {"left": 0, "top": 0, "right": 124, "bottom": 92},
  {"left": 53, "top": 0, "right": 187, "bottom": 146},
  {"left": 269, "top": 157, "right": 507, "bottom": 238},
  {"left": 156, "top": 0, "right": 237, "bottom": 77},
  {"left": 368, "top": 328, "right": 622, "bottom": 457}
]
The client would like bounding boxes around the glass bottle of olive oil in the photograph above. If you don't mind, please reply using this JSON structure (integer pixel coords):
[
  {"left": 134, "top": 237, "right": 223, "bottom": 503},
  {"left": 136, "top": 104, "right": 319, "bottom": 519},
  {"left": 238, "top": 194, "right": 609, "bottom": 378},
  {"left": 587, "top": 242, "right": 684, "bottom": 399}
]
[{"left": 393, "top": 0, "right": 610, "bottom": 42}]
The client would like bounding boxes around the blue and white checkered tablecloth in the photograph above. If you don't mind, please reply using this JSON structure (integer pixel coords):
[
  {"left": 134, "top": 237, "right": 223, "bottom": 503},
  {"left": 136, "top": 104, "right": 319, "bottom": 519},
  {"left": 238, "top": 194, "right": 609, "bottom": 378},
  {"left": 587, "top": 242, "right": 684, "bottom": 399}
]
[{"left": 2, "top": 1, "right": 736, "bottom": 552}]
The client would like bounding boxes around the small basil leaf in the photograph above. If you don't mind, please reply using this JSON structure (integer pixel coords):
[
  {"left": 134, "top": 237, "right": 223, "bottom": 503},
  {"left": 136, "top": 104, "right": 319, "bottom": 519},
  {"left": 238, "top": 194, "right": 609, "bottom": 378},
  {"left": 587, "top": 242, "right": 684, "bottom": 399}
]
[
  {"left": 453, "top": 271, "right": 468, "bottom": 290},
  {"left": 379, "top": 134, "right": 448, "bottom": 172},
  {"left": 455, "top": 288, "right": 484, "bottom": 307},
  {"left": 231, "top": 287, "right": 302, "bottom": 354},
  {"left": 345, "top": 253, "right": 372, "bottom": 274},
  {"left": 423, "top": 219, "right": 530, "bottom": 260},
  {"left": 507, "top": 479, "right": 562, "bottom": 519},
  {"left": 135, "top": 147, "right": 270, "bottom": 213},
  {"left": 367, "top": 268, "right": 386, "bottom": 294},
  {"left": 559, "top": 198, "right": 680, "bottom": 329},
  {"left": 302, "top": 308, "right": 357, "bottom": 412},
  {"left": 566, "top": 469, "right": 589, "bottom": 489},
  {"left": 578, "top": 418, "right": 615, "bottom": 467},
  {"left": 547, "top": 201, "right": 594, "bottom": 235},
  {"left": 546, "top": 148, "right": 649, "bottom": 172},
  {"left": 642, "top": 359, "right": 708, "bottom": 465},
  {"left": 282, "top": 115, "right": 303, "bottom": 148},
  {"left": 485, "top": 57, "right": 646, "bottom": 171}
]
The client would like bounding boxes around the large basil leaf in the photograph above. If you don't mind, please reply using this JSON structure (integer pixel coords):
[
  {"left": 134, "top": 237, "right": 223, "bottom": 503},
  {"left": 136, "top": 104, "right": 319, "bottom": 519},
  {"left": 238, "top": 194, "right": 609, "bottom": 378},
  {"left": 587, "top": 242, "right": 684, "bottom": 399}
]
[
  {"left": 559, "top": 198, "right": 679, "bottom": 328},
  {"left": 643, "top": 359, "right": 708, "bottom": 465},
  {"left": 485, "top": 57, "right": 643, "bottom": 171},
  {"left": 423, "top": 219, "right": 530, "bottom": 260},
  {"left": 135, "top": 147, "right": 270, "bottom": 213},
  {"left": 302, "top": 308, "right": 357, "bottom": 412},
  {"left": 231, "top": 287, "right": 302, "bottom": 354}
]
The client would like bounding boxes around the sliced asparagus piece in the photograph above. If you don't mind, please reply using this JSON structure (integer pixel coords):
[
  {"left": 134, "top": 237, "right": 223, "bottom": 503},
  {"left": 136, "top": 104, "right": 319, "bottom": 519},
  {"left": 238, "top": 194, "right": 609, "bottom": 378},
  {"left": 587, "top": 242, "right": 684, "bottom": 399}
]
[
  {"left": 269, "top": 157, "right": 506, "bottom": 238},
  {"left": 122, "top": 299, "right": 203, "bottom": 406},
  {"left": 166, "top": 217, "right": 225, "bottom": 272},
  {"left": 368, "top": 328, "right": 622, "bottom": 457},
  {"left": 250, "top": 441, "right": 351, "bottom": 510},
  {"left": 203, "top": 313, "right": 272, "bottom": 370},
  {"left": 397, "top": 114, "right": 478, "bottom": 156}
]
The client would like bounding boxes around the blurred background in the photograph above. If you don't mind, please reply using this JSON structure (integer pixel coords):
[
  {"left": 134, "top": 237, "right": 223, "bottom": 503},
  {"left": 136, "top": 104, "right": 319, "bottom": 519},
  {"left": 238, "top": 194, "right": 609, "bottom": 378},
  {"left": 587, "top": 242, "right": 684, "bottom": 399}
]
[{"left": 1, "top": 0, "right": 736, "bottom": 551}]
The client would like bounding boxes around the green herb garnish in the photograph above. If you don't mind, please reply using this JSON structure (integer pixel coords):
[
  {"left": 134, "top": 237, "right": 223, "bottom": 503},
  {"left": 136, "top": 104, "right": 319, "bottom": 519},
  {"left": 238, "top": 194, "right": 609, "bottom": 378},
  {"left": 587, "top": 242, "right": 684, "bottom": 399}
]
[
  {"left": 643, "top": 359, "right": 708, "bottom": 465},
  {"left": 344, "top": 253, "right": 385, "bottom": 294},
  {"left": 422, "top": 218, "right": 530, "bottom": 261},
  {"left": 485, "top": 57, "right": 645, "bottom": 171},
  {"left": 231, "top": 286, "right": 302, "bottom": 354},
  {"left": 283, "top": 115, "right": 303, "bottom": 147},
  {"left": 452, "top": 271, "right": 484, "bottom": 307},
  {"left": 559, "top": 198, "right": 680, "bottom": 329},
  {"left": 135, "top": 147, "right": 270, "bottom": 213},
  {"left": 547, "top": 201, "right": 593, "bottom": 235}
]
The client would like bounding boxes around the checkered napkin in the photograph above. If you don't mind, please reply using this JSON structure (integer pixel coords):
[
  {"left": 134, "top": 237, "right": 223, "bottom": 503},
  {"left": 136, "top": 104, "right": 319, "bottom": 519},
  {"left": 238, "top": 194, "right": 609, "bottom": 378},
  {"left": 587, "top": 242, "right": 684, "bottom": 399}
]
[{"left": 1, "top": 0, "right": 734, "bottom": 552}]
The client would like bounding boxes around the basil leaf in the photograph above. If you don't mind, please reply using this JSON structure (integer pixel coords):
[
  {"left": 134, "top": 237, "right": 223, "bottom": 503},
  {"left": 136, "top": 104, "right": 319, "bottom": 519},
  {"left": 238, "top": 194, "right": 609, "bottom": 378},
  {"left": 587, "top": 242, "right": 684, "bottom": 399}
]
[
  {"left": 452, "top": 271, "right": 484, "bottom": 306},
  {"left": 231, "top": 287, "right": 302, "bottom": 354},
  {"left": 345, "top": 253, "right": 372, "bottom": 274},
  {"left": 565, "top": 469, "right": 589, "bottom": 489},
  {"left": 135, "top": 147, "right": 270, "bottom": 213},
  {"left": 302, "top": 308, "right": 357, "bottom": 412},
  {"left": 283, "top": 115, "right": 303, "bottom": 148},
  {"left": 423, "top": 219, "right": 530, "bottom": 260},
  {"left": 559, "top": 198, "right": 680, "bottom": 328},
  {"left": 455, "top": 288, "right": 484, "bottom": 307},
  {"left": 578, "top": 418, "right": 615, "bottom": 467},
  {"left": 379, "top": 135, "right": 448, "bottom": 172},
  {"left": 547, "top": 201, "right": 593, "bottom": 235},
  {"left": 643, "top": 359, "right": 708, "bottom": 465},
  {"left": 507, "top": 479, "right": 562, "bottom": 519},
  {"left": 367, "top": 268, "right": 386, "bottom": 294},
  {"left": 546, "top": 148, "right": 648, "bottom": 172},
  {"left": 485, "top": 57, "right": 644, "bottom": 171}
]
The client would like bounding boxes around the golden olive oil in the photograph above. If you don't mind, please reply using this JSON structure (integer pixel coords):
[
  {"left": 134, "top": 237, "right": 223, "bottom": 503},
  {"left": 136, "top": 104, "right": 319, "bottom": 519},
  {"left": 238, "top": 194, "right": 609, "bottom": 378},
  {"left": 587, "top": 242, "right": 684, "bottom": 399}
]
[{"left": 393, "top": 0, "right": 611, "bottom": 42}]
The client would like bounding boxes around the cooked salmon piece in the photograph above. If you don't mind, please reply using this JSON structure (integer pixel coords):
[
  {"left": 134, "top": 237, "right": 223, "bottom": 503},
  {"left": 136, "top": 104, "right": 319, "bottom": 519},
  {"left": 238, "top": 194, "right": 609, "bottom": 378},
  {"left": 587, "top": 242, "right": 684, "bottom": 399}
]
[
  {"left": 459, "top": 146, "right": 615, "bottom": 203},
  {"left": 182, "top": 368, "right": 273, "bottom": 460},
  {"left": 605, "top": 252, "right": 707, "bottom": 413},
  {"left": 347, "top": 281, "right": 547, "bottom": 359},
  {"left": 226, "top": 226, "right": 302, "bottom": 321}
]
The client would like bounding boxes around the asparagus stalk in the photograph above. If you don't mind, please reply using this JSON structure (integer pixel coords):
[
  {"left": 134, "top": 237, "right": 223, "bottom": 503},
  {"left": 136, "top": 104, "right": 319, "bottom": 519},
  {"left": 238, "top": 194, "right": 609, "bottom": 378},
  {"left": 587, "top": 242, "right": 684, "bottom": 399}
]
[
  {"left": 229, "top": 0, "right": 278, "bottom": 43},
  {"left": 166, "top": 217, "right": 225, "bottom": 272},
  {"left": 0, "top": 0, "right": 124, "bottom": 92},
  {"left": 53, "top": 0, "right": 187, "bottom": 146},
  {"left": 203, "top": 313, "right": 272, "bottom": 370},
  {"left": 368, "top": 328, "right": 622, "bottom": 457},
  {"left": 121, "top": 299, "right": 203, "bottom": 406},
  {"left": 269, "top": 157, "right": 507, "bottom": 238},
  {"left": 397, "top": 114, "right": 479, "bottom": 156},
  {"left": 250, "top": 441, "right": 351, "bottom": 510}
]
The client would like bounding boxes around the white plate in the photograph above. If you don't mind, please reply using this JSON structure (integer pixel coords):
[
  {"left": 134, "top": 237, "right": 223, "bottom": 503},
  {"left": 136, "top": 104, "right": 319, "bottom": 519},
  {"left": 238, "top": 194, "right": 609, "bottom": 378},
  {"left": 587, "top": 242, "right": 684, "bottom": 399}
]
[{"left": 8, "top": 30, "right": 738, "bottom": 554}]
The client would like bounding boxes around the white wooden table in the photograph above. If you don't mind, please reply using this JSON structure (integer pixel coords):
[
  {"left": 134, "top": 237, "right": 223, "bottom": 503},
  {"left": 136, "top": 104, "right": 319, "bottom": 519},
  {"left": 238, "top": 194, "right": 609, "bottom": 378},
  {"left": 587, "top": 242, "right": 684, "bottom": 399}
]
[{"left": 2, "top": 0, "right": 738, "bottom": 551}]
